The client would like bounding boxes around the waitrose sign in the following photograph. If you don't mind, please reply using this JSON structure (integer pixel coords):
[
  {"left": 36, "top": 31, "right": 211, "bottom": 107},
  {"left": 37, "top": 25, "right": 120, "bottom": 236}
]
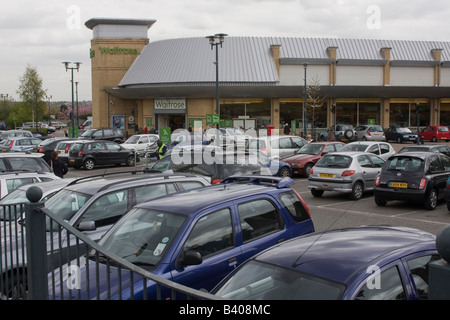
[
  {"left": 155, "top": 99, "right": 186, "bottom": 110},
  {"left": 99, "top": 47, "right": 139, "bottom": 55}
]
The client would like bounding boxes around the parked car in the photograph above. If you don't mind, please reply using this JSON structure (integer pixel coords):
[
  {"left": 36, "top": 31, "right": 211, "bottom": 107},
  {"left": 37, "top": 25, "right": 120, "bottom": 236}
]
[
  {"left": 398, "top": 144, "right": 450, "bottom": 158},
  {"left": 121, "top": 134, "right": 159, "bottom": 156},
  {"left": 205, "top": 127, "right": 251, "bottom": 145},
  {"left": 54, "top": 140, "right": 79, "bottom": 165},
  {"left": 280, "top": 141, "right": 345, "bottom": 177},
  {"left": 247, "top": 135, "right": 306, "bottom": 160},
  {"left": 445, "top": 176, "right": 450, "bottom": 211},
  {"left": 150, "top": 146, "right": 273, "bottom": 184},
  {"left": 318, "top": 124, "right": 357, "bottom": 142},
  {"left": 53, "top": 175, "right": 315, "bottom": 300},
  {"left": 255, "top": 150, "right": 292, "bottom": 177},
  {"left": 32, "top": 138, "right": 77, "bottom": 163},
  {"left": 1, "top": 171, "right": 211, "bottom": 298},
  {"left": 79, "top": 128, "right": 125, "bottom": 144},
  {"left": 68, "top": 140, "right": 138, "bottom": 170},
  {"left": 338, "top": 141, "right": 396, "bottom": 160},
  {"left": 385, "top": 127, "right": 418, "bottom": 143},
  {"left": 0, "top": 130, "right": 33, "bottom": 140},
  {"left": 0, "top": 152, "right": 53, "bottom": 174},
  {"left": 308, "top": 151, "right": 385, "bottom": 200},
  {"left": 0, "top": 137, "right": 42, "bottom": 152},
  {"left": 419, "top": 125, "right": 450, "bottom": 142},
  {"left": 0, "top": 178, "right": 74, "bottom": 221},
  {"left": 211, "top": 226, "right": 438, "bottom": 300},
  {"left": 374, "top": 152, "right": 450, "bottom": 210},
  {"left": 0, "top": 171, "right": 60, "bottom": 199},
  {"left": 30, "top": 131, "right": 53, "bottom": 140},
  {"left": 354, "top": 124, "right": 385, "bottom": 141}
]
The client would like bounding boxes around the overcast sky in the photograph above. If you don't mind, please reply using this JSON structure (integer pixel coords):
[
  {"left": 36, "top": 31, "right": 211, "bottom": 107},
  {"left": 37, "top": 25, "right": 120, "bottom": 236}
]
[{"left": 1, "top": 0, "right": 449, "bottom": 102}]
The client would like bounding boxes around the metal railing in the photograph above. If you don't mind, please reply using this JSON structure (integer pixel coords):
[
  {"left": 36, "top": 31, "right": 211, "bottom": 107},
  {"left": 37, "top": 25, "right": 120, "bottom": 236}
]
[{"left": 0, "top": 188, "right": 219, "bottom": 300}]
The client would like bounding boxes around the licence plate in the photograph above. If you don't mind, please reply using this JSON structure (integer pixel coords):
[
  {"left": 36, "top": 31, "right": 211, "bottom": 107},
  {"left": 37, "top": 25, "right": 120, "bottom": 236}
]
[
  {"left": 69, "top": 159, "right": 75, "bottom": 163},
  {"left": 1, "top": 148, "right": 7, "bottom": 152},
  {"left": 389, "top": 182, "right": 407, "bottom": 188},
  {"left": 319, "top": 173, "right": 335, "bottom": 178}
]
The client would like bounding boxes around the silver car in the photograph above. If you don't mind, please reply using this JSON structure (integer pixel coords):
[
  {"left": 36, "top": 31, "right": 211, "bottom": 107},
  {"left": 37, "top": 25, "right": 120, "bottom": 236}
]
[
  {"left": 354, "top": 125, "right": 386, "bottom": 141},
  {"left": 247, "top": 135, "right": 307, "bottom": 160},
  {"left": 308, "top": 151, "right": 385, "bottom": 200},
  {"left": 338, "top": 141, "right": 396, "bottom": 160}
]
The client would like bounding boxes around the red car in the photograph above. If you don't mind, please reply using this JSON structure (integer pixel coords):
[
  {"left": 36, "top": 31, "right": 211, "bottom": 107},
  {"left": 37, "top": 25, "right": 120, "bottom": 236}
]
[
  {"left": 419, "top": 125, "right": 450, "bottom": 142},
  {"left": 280, "top": 141, "right": 345, "bottom": 177}
]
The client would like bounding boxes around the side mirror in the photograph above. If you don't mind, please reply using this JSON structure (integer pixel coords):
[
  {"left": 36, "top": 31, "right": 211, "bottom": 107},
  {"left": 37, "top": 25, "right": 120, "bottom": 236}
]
[
  {"left": 78, "top": 221, "right": 96, "bottom": 231},
  {"left": 176, "top": 250, "right": 202, "bottom": 268}
]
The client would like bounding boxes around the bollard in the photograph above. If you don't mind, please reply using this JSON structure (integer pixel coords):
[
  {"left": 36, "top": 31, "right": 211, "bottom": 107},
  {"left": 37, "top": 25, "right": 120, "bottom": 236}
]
[{"left": 25, "top": 186, "right": 48, "bottom": 300}]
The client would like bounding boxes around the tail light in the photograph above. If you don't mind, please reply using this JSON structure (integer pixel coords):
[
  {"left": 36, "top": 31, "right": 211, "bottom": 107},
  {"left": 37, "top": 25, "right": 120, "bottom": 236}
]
[
  {"left": 8, "top": 141, "right": 13, "bottom": 149},
  {"left": 65, "top": 144, "right": 70, "bottom": 154},
  {"left": 212, "top": 178, "right": 223, "bottom": 184},
  {"left": 261, "top": 148, "right": 267, "bottom": 154},
  {"left": 78, "top": 151, "right": 83, "bottom": 157},
  {"left": 39, "top": 147, "right": 44, "bottom": 153},
  {"left": 342, "top": 170, "right": 355, "bottom": 177},
  {"left": 310, "top": 168, "right": 313, "bottom": 175},
  {"left": 366, "top": 129, "right": 371, "bottom": 136},
  {"left": 375, "top": 175, "right": 380, "bottom": 187},
  {"left": 419, "top": 178, "right": 427, "bottom": 190}
]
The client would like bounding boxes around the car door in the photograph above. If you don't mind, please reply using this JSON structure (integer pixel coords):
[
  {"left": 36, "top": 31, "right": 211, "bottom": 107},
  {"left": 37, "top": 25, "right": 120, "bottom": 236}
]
[
  {"left": 170, "top": 207, "right": 241, "bottom": 291},
  {"left": 357, "top": 154, "right": 381, "bottom": 190},
  {"left": 105, "top": 141, "right": 126, "bottom": 164},
  {"left": 90, "top": 142, "right": 108, "bottom": 165},
  {"left": 430, "top": 154, "right": 450, "bottom": 198}
]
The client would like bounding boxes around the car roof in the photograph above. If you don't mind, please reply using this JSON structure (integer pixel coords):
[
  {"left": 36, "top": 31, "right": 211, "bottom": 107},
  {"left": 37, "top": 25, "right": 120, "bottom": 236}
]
[
  {"left": 325, "top": 151, "right": 371, "bottom": 157},
  {"left": 136, "top": 176, "right": 294, "bottom": 215},
  {"left": 0, "top": 171, "right": 58, "bottom": 178},
  {"left": 254, "top": 226, "right": 435, "bottom": 284},
  {"left": 389, "top": 151, "right": 437, "bottom": 159},
  {"left": 60, "top": 172, "right": 209, "bottom": 195},
  {"left": 0, "top": 152, "right": 43, "bottom": 158}
]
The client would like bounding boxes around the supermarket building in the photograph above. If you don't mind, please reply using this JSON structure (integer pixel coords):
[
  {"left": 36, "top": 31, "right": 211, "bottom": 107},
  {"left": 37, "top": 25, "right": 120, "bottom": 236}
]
[{"left": 85, "top": 18, "right": 450, "bottom": 136}]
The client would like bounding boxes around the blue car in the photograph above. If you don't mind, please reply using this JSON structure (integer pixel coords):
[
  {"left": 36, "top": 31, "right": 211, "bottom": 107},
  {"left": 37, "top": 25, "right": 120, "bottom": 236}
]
[
  {"left": 212, "top": 226, "right": 439, "bottom": 300},
  {"left": 53, "top": 176, "right": 314, "bottom": 299}
]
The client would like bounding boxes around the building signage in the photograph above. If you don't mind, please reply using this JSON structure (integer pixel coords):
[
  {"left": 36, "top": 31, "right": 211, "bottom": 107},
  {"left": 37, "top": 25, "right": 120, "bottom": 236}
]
[
  {"left": 99, "top": 47, "right": 139, "bottom": 55},
  {"left": 155, "top": 99, "right": 186, "bottom": 110}
]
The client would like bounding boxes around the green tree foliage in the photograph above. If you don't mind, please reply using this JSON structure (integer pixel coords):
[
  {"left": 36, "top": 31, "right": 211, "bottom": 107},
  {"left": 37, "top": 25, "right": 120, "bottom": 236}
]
[{"left": 16, "top": 64, "right": 48, "bottom": 124}]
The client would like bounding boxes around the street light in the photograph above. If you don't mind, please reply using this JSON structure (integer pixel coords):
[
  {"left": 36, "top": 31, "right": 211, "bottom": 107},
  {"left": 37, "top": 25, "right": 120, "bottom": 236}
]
[
  {"left": 206, "top": 33, "right": 227, "bottom": 130},
  {"left": 303, "top": 63, "right": 308, "bottom": 137},
  {"left": 75, "top": 82, "right": 79, "bottom": 128},
  {"left": 62, "top": 62, "right": 81, "bottom": 138}
]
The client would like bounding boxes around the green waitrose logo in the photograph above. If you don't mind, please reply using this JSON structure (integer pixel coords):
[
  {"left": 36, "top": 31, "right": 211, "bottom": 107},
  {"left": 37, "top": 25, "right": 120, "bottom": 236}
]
[{"left": 91, "top": 47, "right": 139, "bottom": 58}]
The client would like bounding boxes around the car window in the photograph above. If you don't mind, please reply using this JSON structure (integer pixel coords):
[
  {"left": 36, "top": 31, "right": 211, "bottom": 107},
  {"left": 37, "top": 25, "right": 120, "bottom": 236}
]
[
  {"left": 370, "top": 126, "right": 383, "bottom": 132},
  {"left": 90, "top": 142, "right": 106, "bottom": 151},
  {"left": 140, "top": 136, "right": 149, "bottom": 144},
  {"left": 291, "top": 137, "right": 305, "bottom": 148},
  {"left": 367, "top": 145, "right": 380, "bottom": 155},
  {"left": 357, "top": 155, "right": 372, "bottom": 168},
  {"left": 8, "top": 157, "right": 50, "bottom": 172},
  {"left": 81, "top": 190, "right": 129, "bottom": 227},
  {"left": 183, "top": 208, "right": 234, "bottom": 258},
  {"left": 104, "top": 129, "right": 113, "bottom": 137},
  {"left": 92, "top": 130, "right": 103, "bottom": 138},
  {"left": 178, "top": 181, "right": 205, "bottom": 191},
  {"left": 355, "top": 266, "right": 406, "bottom": 300},
  {"left": 6, "top": 177, "right": 37, "bottom": 193},
  {"left": 407, "top": 254, "right": 440, "bottom": 300},
  {"left": 238, "top": 199, "right": 283, "bottom": 243},
  {"left": 279, "top": 191, "right": 309, "bottom": 222},
  {"left": 368, "top": 154, "right": 385, "bottom": 168},
  {"left": 386, "top": 156, "right": 424, "bottom": 172},
  {"left": 439, "top": 155, "right": 450, "bottom": 171},
  {"left": 429, "top": 156, "right": 443, "bottom": 173},
  {"left": 275, "top": 138, "right": 292, "bottom": 149},
  {"left": 134, "top": 183, "right": 175, "bottom": 204},
  {"left": 0, "top": 159, "right": 7, "bottom": 171},
  {"left": 380, "top": 144, "right": 390, "bottom": 154},
  {"left": 105, "top": 142, "right": 121, "bottom": 151},
  {"left": 316, "top": 155, "right": 352, "bottom": 168},
  {"left": 323, "top": 144, "right": 336, "bottom": 153}
]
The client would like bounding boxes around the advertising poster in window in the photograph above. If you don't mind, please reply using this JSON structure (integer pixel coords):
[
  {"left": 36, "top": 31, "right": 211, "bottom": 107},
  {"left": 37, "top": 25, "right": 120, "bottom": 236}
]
[{"left": 112, "top": 115, "right": 125, "bottom": 129}]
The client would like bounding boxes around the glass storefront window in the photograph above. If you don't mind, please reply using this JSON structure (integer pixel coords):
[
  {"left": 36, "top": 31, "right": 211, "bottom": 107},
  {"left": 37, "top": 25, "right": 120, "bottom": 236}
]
[
  {"left": 440, "top": 103, "right": 450, "bottom": 126},
  {"left": 280, "top": 100, "right": 327, "bottom": 133},
  {"left": 220, "top": 99, "right": 271, "bottom": 130},
  {"left": 390, "top": 102, "right": 430, "bottom": 128}
]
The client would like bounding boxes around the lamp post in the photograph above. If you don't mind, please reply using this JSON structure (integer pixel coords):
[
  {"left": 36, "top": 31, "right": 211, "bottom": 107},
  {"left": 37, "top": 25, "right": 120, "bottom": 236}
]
[
  {"left": 47, "top": 95, "right": 52, "bottom": 124},
  {"left": 75, "top": 82, "right": 79, "bottom": 128},
  {"left": 206, "top": 33, "right": 227, "bottom": 130},
  {"left": 303, "top": 63, "right": 308, "bottom": 137},
  {"left": 62, "top": 62, "right": 81, "bottom": 138}
]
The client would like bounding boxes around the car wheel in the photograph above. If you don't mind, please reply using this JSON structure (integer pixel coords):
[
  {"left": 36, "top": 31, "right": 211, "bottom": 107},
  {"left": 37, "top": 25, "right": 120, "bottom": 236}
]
[
  {"left": 279, "top": 166, "right": 291, "bottom": 178},
  {"left": 397, "top": 137, "right": 402, "bottom": 143},
  {"left": 126, "top": 155, "right": 135, "bottom": 167},
  {"left": 83, "top": 158, "right": 95, "bottom": 170},
  {"left": 375, "top": 197, "right": 387, "bottom": 206},
  {"left": 344, "top": 129, "right": 353, "bottom": 139},
  {"left": 311, "top": 189, "right": 324, "bottom": 197},
  {"left": 350, "top": 182, "right": 363, "bottom": 200},
  {"left": 424, "top": 189, "right": 437, "bottom": 210},
  {"left": 303, "top": 163, "right": 313, "bottom": 178},
  {"left": 432, "top": 136, "right": 437, "bottom": 142}
]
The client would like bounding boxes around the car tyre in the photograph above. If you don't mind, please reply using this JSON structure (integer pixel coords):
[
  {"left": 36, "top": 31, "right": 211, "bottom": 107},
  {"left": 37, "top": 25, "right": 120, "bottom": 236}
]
[
  {"left": 311, "top": 189, "right": 324, "bottom": 197},
  {"left": 375, "top": 197, "right": 387, "bottom": 206},
  {"left": 83, "top": 158, "right": 95, "bottom": 170},
  {"left": 424, "top": 189, "right": 437, "bottom": 210},
  {"left": 350, "top": 182, "right": 363, "bottom": 200},
  {"left": 126, "top": 155, "right": 135, "bottom": 167},
  {"left": 397, "top": 137, "right": 402, "bottom": 143},
  {"left": 303, "top": 163, "right": 313, "bottom": 178},
  {"left": 279, "top": 166, "right": 291, "bottom": 178},
  {"left": 344, "top": 129, "right": 353, "bottom": 139}
]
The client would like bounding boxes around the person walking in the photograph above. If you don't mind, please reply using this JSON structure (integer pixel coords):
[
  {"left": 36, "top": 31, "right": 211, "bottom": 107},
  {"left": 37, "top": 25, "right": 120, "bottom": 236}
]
[
  {"left": 50, "top": 151, "right": 68, "bottom": 178},
  {"left": 283, "top": 123, "right": 291, "bottom": 135},
  {"left": 152, "top": 140, "right": 167, "bottom": 160}
]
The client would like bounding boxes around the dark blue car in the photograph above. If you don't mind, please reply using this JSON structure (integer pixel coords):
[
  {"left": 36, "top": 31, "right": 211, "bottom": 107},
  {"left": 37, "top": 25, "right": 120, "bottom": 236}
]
[
  {"left": 212, "top": 226, "right": 439, "bottom": 300},
  {"left": 53, "top": 176, "right": 314, "bottom": 299}
]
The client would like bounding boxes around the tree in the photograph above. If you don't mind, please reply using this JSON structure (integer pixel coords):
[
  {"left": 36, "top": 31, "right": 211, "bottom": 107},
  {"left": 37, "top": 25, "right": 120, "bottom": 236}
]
[
  {"left": 306, "top": 75, "right": 326, "bottom": 135},
  {"left": 16, "top": 64, "right": 48, "bottom": 127}
]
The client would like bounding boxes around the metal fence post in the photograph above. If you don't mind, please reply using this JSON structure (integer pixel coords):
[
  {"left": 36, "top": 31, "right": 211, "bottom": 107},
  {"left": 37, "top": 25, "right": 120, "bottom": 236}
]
[{"left": 25, "top": 186, "right": 48, "bottom": 300}]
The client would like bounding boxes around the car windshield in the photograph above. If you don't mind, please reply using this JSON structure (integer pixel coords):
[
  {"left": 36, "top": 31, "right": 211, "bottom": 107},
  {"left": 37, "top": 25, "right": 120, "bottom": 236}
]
[
  {"left": 386, "top": 156, "right": 424, "bottom": 172},
  {"left": 339, "top": 144, "right": 368, "bottom": 152},
  {"left": 296, "top": 144, "right": 324, "bottom": 155},
  {"left": 80, "top": 129, "right": 96, "bottom": 137},
  {"left": 315, "top": 154, "right": 352, "bottom": 168},
  {"left": 44, "top": 189, "right": 92, "bottom": 230},
  {"left": 438, "top": 127, "right": 449, "bottom": 132},
  {"left": 396, "top": 128, "right": 412, "bottom": 133},
  {"left": 0, "top": 188, "right": 29, "bottom": 221},
  {"left": 124, "top": 136, "right": 140, "bottom": 144},
  {"left": 214, "top": 260, "right": 344, "bottom": 300},
  {"left": 98, "top": 208, "right": 186, "bottom": 266}
]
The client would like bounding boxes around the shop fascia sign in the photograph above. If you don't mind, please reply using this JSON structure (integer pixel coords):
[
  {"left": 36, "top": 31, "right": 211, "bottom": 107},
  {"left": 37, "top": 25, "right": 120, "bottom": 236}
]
[
  {"left": 155, "top": 99, "right": 186, "bottom": 110},
  {"left": 90, "top": 47, "right": 139, "bottom": 58}
]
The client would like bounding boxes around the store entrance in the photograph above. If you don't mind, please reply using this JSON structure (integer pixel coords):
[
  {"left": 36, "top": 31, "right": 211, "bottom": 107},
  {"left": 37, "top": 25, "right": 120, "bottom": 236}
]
[{"left": 156, "top": 114, "right": 186, "bottom": 133}]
